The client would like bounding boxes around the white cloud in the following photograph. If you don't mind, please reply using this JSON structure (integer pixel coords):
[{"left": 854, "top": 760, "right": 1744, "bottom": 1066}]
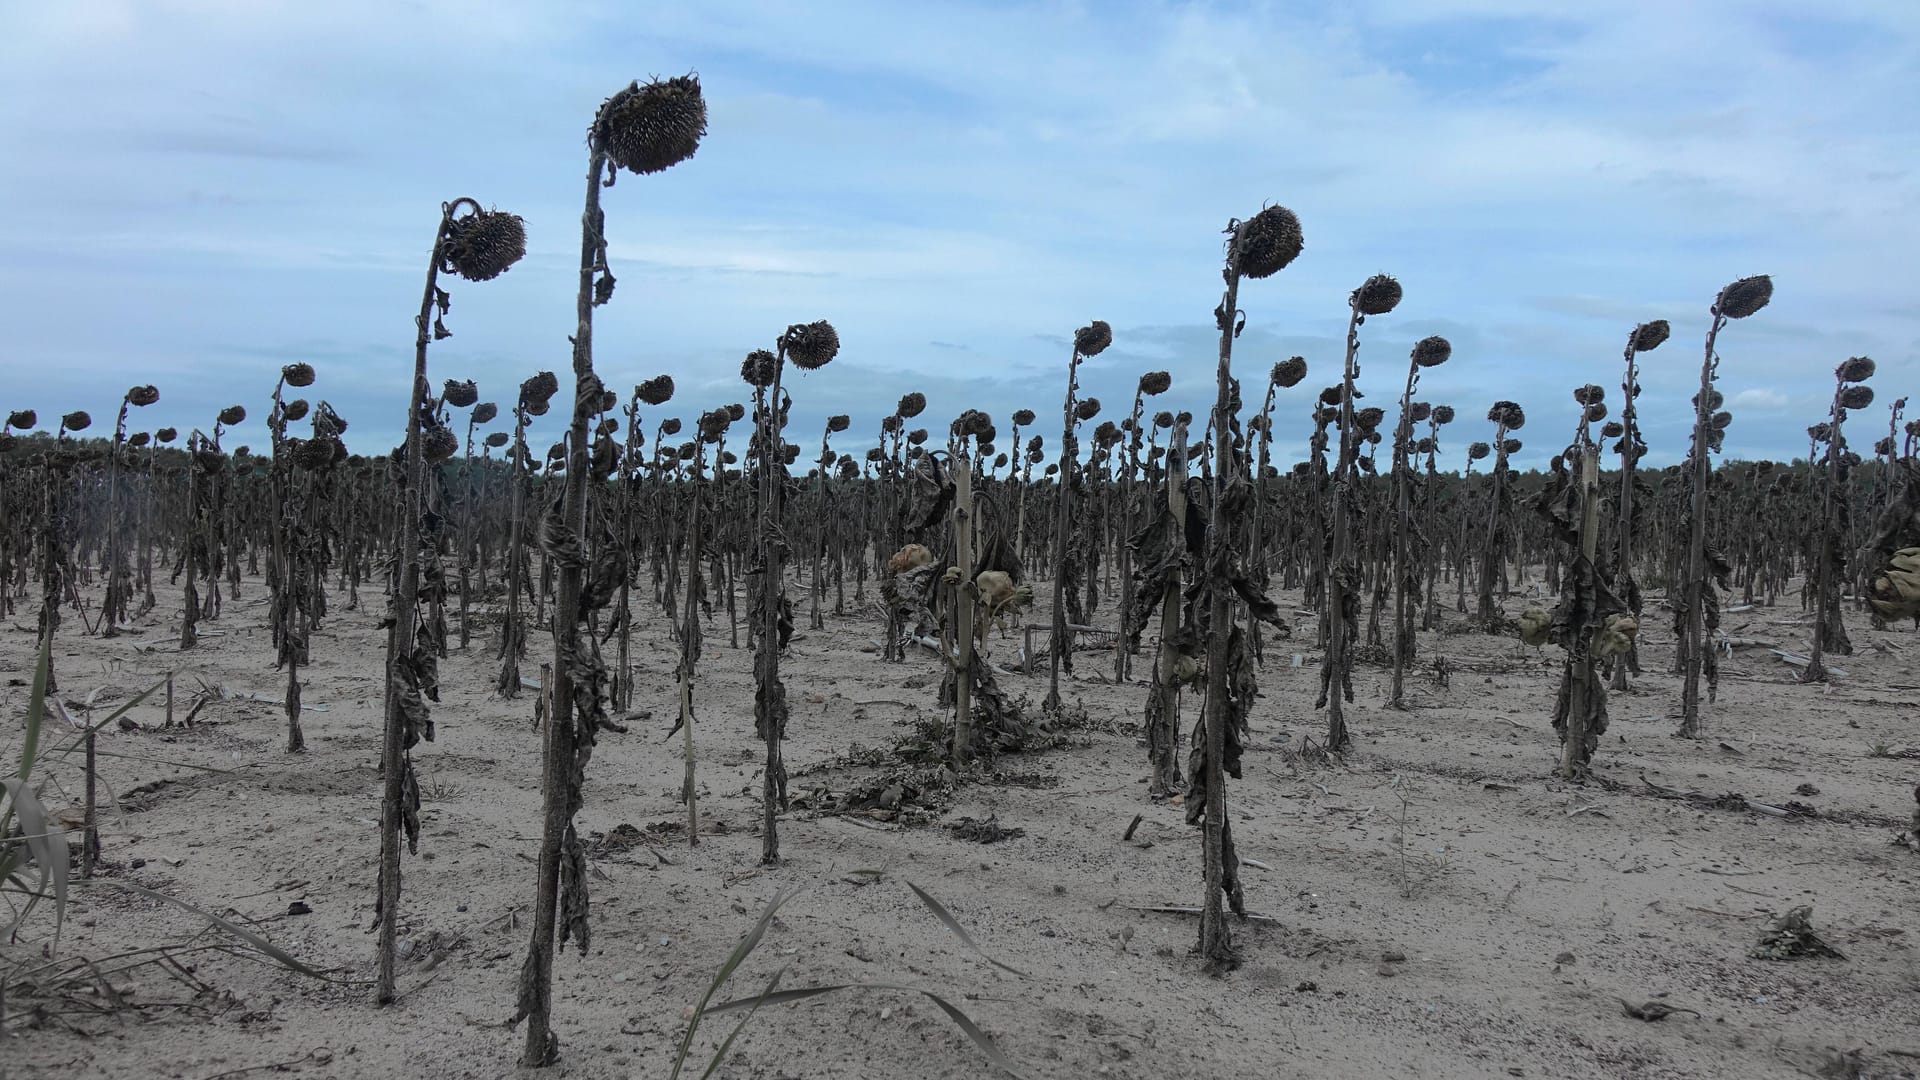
[{"left": 1731, "top": 388, "right": 1791, "bottom": 411}]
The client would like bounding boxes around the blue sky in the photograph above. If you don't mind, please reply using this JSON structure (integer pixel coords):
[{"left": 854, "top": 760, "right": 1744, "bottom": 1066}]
[{"left": 3, "top": 0, "right": 1916, "bottom": 469}]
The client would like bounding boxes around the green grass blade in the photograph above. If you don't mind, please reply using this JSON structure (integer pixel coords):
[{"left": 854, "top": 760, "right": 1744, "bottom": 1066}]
[
  {"left": 670, "top": 889, "right": 794, "bottom": 1080},
  {"left": 904, "top": 880, "right": 1027, "bottom": 977},
  {"left": 81, "top": 879, "right": 356, "bottom": 984},
  {"left": 1, "top": 778, "right": 65, "bottom": 951},
  {"left": 704, "top": 981, "right": 1024, "bottom": 1079},
  {"left": 698, "top": 966, "right": 786, "bottom": 1080}
]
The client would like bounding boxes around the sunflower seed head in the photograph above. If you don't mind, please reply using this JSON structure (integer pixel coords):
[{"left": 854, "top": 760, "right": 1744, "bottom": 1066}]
[
  {"left": 1630, "top": 320, "right": 1670, "bottom": 352},
  {"left": 1139, "top": 370, "right": 1172, "bottom": 396},
  {"left": 1235, "top": 205, "right": 1304, "bottom": 280},
  {"left": 1074, "top": 397, "right": 1102, "bottom": 422},
  {"left": 1012, "top": 408, "right": 1036, "bottom": 426},
  {"left": 637, "top": 375, "right": 675, "bottom": 406},
  {"left": 783, "top": 320, "right": 841, "bottom": 370},
  {"left": 827, "top": 414, "right": 851, "bottom": 433},
  {"left": 1273, "top": 356, "right": 1308, "bottom": 388},
  {"left": 898, "top": 392, "right": 927, "bottom": 418},
  {"left": 6, "top": 409, "right": 36, "bottom": 430},
  {"left": 472, "top": 402, "right": 499, "bottom": 424},
  {"left": 218, "top": 405, "right": 246, "bottom": 427},
  {"left": 283, "top": 398, "right": 310, "bottom": 422},
  {"left": 1837, "top": 356, "right": 1875, "bottom": 383},
  {"left": 1073, "top": 320, "right": 1113, "bottom": 357},
  {"left": 1411, "top": 336, "right": 1451, "bottom": 368},
  {"left": 127, "top": 384, "right": 160, "bottom": 407},
  {"left": 1353, "top": 274, "right": 1403, "bottom": 315},
  {"left": 1715, "top": 275, "right": 1772, "bottom": 319},
  {"left": 594, "top": 74, "right": 707, "bottom": 176},
  {"left": 443, "top": 379, "right": 479, "bottom": 408},
  {"left": 442, "top": 208, "right": 527, "bottom": 282},
  {"left": 1839, "top": 385, "right": 1875, "bottom": 410}
]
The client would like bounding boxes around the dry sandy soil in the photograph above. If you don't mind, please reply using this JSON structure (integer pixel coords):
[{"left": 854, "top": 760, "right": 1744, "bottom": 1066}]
[{"left": 4, "top": 567, "right": 1918, "bottom": 1080}]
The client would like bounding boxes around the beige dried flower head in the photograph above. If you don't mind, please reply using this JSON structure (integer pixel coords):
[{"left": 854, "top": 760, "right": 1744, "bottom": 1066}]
[
  {"left": 442, "top": 207, "right": 527, "bottom": 282},
  {"left": 1631, "top": 321, "right": 1670, "bottom": 352},
  {"left": 783, "top": 320, "right": 840, "bottom": 370},
  {"left": 1715, "top": 275, "right": 1772, "bottom": 319},
  {"left": 1353, "top": 274, "right": 1402, "bottom": 315},
  {"left": 594, "top": 74, "right": 707, "bottom": 176},
  {"left": 1234, "top": 205, "right": 1304, "bottom": 279},
  {"left": 1073, "top": 320, "right": 1113, "bottom": 357}
]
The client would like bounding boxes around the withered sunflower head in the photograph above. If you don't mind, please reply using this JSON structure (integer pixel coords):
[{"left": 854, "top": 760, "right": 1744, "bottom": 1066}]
[
  {"left": 1808, "top": 422, "right": 1831, "bottom": 443},
  {"left": 1488, "top": 401, "right": 1524, "bottom": 430},
  {"left": 1318, "top": 385, "right": 1343, "bottom": 407},
  {"left": 1273, "top": 356, "right": 1308, "bottom": 388},
  {"left": 1408, "top": 401, "right": 1432, "bottom": 423},
  {"left": 282, "top": 362, "right": 317, "bottom": 388},
  {"left": 637, "top": 375, "right": 675, "bottom": 406},
  {"left": 156, "top": 426, "right": 177, "bottom": 443},
  {"left": 725, "top": 402, "right": 746, "bottom": 422},
  {"left": 1411, "top": 336, "right": 1451, "bottom": 368},
  {"left": 908, "top": 428, "right": 929, "bottom": 445},
  {"left": 217, "top": 405, "right": 246, "bottom": 427},
  {"left": 1012, "top": 408, "right": 1036, "bottom": 426},
  {"left": 472, "top": 402, "right": 499, "bottom": 424},
  {"left": 1153, "top": 410, "right": 1174, "bottom": 429},
  {"left": 1234, "top": 205, "right": 1304, "bottom": 279},
  {"left": 1601, "top": 420, "right": 1625, "bottom": 438},
  {"left": 593, "top": 74, "right": 708, "bottom": 176},
  {"left": 1573, "top": 384, "right": 1605, "bottom": 406},
  {"left": 283, "top": 398, "right": 310, "bottom": 422},
  {"left": 1416, "top": 436, "right": 1434, "bottom": 455},
  {"left": 1074, "top": 397, "right": 1102, "bottom": 422},
  {"left": 659, "top": 417, "right": 683, "bottom": 436},
  {"left": 1502, "top": 437, "right": 1523, "bottom": 455},
  {"left": 1585, "top": 402, "right": 1608, "bottom": 423},
  {"left": 678, "top": 442, "right": 699, "bottom": 460},
  {"left": 1630, "top": 320, "right": 1670, "bottom": 353},
  {"left": 783, "top": 320, "right": 840, "bottom": 370},
  {"left": 742, "top": 349, "right": 778, "bottom": 388},
  {"left": 827, "top": 414, "right": 851, "bottom": 433},
  {"left": 1139, "top": 370, "right": 1172, "bottom": 396},
  {"left": 443, "top": 379, "right": 479, "bottom": 408},
  {"left": 897, "top": 392, "right": 927, "bottom": 419},
  {"left": 1353, "top": 274, "right": 1402, "bottom": 316},
  {"left": 127, "top": 384, "right": 160, "bottom": 407},
  {"left": 781, "top": 444, "right": 800, "bottom": 465},
  {"left": 422, "top": 426, "right": 459, "bottom": 463},
  {"left": 522, "top": 371, "right": 560, "bottom": 409},
  {"left": 1027, "top": 434, "right": 1043, "bottom": 453},
  {"left": 6, "top": 409, "right": 36, "bottom": 430},
  {"left": 442, "top": 207, "right": 527, "bottom": 282},
  {"left": 881, "top": 414, "right": 903, "bottom": 434},
  {"left": 1715, "top": 275, "right": 1772, "bottom": 320},
  {"left": 128, "top": 432, "right": 151, "bottom": 448},
  {"left": 293, "top": 437, "right": 340, "bottom": 471},
  {"left": 1073, "top": 320, "right": 1113, "bottom": 357},
  {"left": 994, "top": 452, "right": 1009, "bottom": 469},
  {"left": 1693, "top": 389, "right": 1723, "bottom": 412},
  {"left": 1837, "top": 356, "right": 1875, "bottom": 383},
  {"left": 485, "top": 431, "right": 510, "bottom": 448},
  {"left": 1355, "top": 406, "right": 1385, "bottom": 430},
  {"left": 1839, "top": 385, "right": 1875, "bottom": 410},
  {"left": 1468, "top": 441, "right": 1491, "bottom": 461},
  {"left": 1432, "top": 404, "right": 1455, "bottom": 425}
]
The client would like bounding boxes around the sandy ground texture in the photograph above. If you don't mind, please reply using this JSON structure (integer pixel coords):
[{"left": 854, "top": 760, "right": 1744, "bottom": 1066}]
[{"left": 3, "top": 566, "right": 1918, "bottom": 1080}]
